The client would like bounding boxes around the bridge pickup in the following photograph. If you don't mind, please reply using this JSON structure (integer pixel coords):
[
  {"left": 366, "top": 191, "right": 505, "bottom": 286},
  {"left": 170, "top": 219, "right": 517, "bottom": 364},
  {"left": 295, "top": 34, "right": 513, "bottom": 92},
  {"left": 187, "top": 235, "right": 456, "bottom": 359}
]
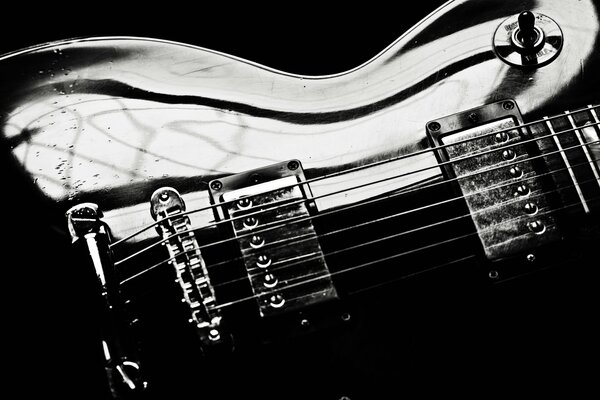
[
  {"left": 427, "top": 100, "right": 562, "bottom": 260},
  {"left": 209, "top": 160, "right": 338, "bottom": 318},
  {"left": 150, "top": 188, "right": 225, "bottom": 347}
]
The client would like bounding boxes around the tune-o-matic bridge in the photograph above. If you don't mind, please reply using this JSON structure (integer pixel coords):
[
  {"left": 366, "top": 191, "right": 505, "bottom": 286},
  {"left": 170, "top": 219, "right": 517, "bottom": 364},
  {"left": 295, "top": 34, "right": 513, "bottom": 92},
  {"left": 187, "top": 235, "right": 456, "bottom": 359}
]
[
  {"left": 209, "top": 160, "right": 338, "bottom": 318},
  {"left": 150, "top": 188, "right": 225, "bottom": 346},
  {"left": 427, "top": 100, "right": 562, "bottom": 260}
]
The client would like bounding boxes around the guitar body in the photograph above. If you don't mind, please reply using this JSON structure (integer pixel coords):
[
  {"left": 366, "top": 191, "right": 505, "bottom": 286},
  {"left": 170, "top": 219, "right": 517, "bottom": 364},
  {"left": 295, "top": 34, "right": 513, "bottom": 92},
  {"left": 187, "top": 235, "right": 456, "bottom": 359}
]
[{"left": 3, "top": 0, "right": 599, "bottom": 398}]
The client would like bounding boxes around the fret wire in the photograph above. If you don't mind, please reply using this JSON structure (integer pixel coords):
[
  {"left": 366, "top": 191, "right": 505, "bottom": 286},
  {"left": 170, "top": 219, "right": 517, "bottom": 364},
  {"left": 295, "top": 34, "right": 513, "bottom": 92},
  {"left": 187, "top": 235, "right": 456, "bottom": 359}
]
[
  {"left": 566, "top": 111, "right": 600, "bottom": 189},
  {"left": 109, "top": 105, "right": 600, "bottom": 249},
  {"left": 544, "top": 117, "right": 590, "bottom": 213},
  {"left": 587, "top": 105, "right": 600, "bottom": 175}
]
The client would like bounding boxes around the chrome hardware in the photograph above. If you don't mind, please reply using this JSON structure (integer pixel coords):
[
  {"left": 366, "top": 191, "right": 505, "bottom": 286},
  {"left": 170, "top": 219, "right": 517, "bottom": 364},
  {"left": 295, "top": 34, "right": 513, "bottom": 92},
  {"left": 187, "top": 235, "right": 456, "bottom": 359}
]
[
  {"left": 427, "top": 100, "right": 560, "bottom": 260},
  {"left": 209, "top": 160, "right": 338, "bottom": 317},
  {"left": 527, "top": 220, "right": 546, "bottom": 234},
  {"left": 495, "top": 132, "right": 509, "bottom": 143},
  {"left": 256, "top": 255, "right": 272, "bottom": 269},
  {"left": 268, "top": 294, "right": 286, "bottom": 309},
  {"left": 502, "top": 149, "right": 516, "bottom": 160},
  {"left": 150, "top": 187, "right": 225, "bottom": 347},
  {"left": 263, "top": 273, "right": 278, "bottom": 288},
  {"left": 237, "top": 197, "right": 253, "bottom": 210},
  {"left": 249, "top": 235, "right": 265, "bottom": 249},
  {"left": 515, "top": 184, "right": 530, "bottom": 196},
  {"left": 66, "top": 203, "right": 147, "bottom": 397},
  {"left": 243, "top": 216, "right": 259, "bottom": 229},
  {"left": 509, "top": 166, "right": 523, "bottom": 178},
  {"left": 523, "top": 202, "right": 539, "bottom": 215},
  {"left": 493, "top": 10, "right": 563, "bottom": 68}
]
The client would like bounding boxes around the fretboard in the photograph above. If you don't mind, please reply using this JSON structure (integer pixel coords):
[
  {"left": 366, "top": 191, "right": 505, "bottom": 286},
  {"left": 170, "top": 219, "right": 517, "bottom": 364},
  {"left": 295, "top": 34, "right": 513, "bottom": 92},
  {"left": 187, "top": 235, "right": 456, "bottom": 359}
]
[{"left": 528, "top": 105, "right": 600, "bottom": 218}]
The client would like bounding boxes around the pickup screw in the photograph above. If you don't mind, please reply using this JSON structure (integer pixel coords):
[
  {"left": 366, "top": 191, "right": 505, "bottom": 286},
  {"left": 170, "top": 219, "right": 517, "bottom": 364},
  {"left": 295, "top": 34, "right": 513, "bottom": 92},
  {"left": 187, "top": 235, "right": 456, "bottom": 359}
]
[
  {"left": 159, "top": 191, "right": 170, "bottom": 202},
  {"left": 300, "top": 318, "right": 310, "bottom": 328},
  {"left": 515, "top": 184, "right": 530, "bottom": 196},
  {"left": 527, "top": 253, "right": 536, "bottom": 262},
  {"left": 509, "top": 166, "right": 523, "bottom": 178},
  {"left": 528, "top": 220, "right": 545, "bottom": 234},
  {"left": 488, "top": 270, "right": 499, "bottom": 279},
  {"left": 210, "top": 180, "right": 222, "bottom": 191},
  {"left": 208, "top": 329, "right": 221, "bottom": 341},
  {"left": 428, "top": 121, "right": 441, "bottom": 131},
  {"left": 341, "top": 312, "right": 351, "bottom": 322},
  {"left": 256, "top": 254, "right": 272, "bottom": 268},
  {"left": 524, "top": 202, "right": 538, "bottom": 215},
  {"left": 237, "top": 197, "right": 252, "bottom": 209},
  {"left": 503, "top": 149, "right": 516, "bottom": 160},
  {"left": 250, "top": 173, "right": 261, "bottom": 184},
  {"left": 503, "top": 101, "right": 515, "bottom": 110},
  {"left": 243, "top": 216, "right": 259, "bottom": 229},
  {"left": 249, "top": 235, "right": 265, "bottom": 248},
  {"left": 495, "top": 131, "right": 509, "bottom": 143},
  {"left": 287, "top": 160, "right": 299, "bottom": 171},
  {"left": 468, "top": 112, "right": 479, "bottom": 123}
]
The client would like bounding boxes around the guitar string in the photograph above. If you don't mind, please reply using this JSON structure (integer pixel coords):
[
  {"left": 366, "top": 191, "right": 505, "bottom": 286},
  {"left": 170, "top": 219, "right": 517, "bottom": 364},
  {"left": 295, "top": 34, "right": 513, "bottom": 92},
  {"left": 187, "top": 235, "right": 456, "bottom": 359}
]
[
  {"left": 215, "top": 172, "right": 600, "bottom": 289},
  {"left": 346, "top": 245, "right": 585, "bottom": 297},
  {"left": 112, "top": 120, "right": 600, "bottom": 266},
  {"left": 113, "top": 128, "right": 600, "bottom": 268},
  {"left": 213, "top": 194, "right": 600, "bottom": 311},
  {"left": 347, "top": 255, "right": 479, "bottom": 296},
  {"left": 109, "top": 104, "right": 599, "bottom": 248},
  {"left": 116, "top": 135, "right": 600, "bottom": 273},
  {"left": 119, "top": 154, "right": 599, "bottom": 286},
  {"left": 186, "top": 176, "right": 600, "bottom": 291}
]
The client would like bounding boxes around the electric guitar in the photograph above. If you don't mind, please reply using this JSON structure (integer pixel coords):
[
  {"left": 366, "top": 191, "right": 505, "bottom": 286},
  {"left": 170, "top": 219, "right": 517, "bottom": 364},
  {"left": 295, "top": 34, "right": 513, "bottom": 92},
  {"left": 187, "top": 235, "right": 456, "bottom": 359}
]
[{"left": 2, "top": 0, "right": 598, "bottom": 398}]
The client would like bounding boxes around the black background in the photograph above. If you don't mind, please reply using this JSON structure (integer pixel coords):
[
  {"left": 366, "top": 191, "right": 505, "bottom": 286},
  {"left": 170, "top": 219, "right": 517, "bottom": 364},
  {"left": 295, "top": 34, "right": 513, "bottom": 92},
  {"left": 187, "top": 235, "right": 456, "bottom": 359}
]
[{"left": 3, "top": 1, "right": 597, "bottom": 399}]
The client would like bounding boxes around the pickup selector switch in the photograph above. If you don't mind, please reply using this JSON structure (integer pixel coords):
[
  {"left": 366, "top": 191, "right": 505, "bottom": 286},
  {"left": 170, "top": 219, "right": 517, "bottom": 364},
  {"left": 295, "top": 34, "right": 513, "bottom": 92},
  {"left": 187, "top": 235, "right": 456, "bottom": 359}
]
[{"left": 493, "top": 10, "right": 563, "bottom": 68}]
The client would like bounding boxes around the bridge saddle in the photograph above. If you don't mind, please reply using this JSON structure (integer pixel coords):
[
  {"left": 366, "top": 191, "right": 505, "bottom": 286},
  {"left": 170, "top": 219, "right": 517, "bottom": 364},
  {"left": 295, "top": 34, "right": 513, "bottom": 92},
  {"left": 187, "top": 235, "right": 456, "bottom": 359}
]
[{"left": 150, "top": 188, "right": 225, "bottom": 346}]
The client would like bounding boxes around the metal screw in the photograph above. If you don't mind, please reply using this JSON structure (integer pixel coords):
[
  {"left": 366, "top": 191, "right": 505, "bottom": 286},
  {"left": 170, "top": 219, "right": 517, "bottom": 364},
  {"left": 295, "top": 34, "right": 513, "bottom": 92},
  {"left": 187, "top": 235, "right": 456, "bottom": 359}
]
[
  {"left": 428, "top": 121, "right": 441, "bottom": 132},
  {"left": 503, "top": 149, "right": 516, "bottom": 160},
  {"left": 210, "top": 180, "right": 222, "bottom": 191},
  {"left": 249, "top": 173, "right": 261, "bottom": 184},
  {"left": 341, "top": 312, "right": 351, "bottom": 322},
  {"left": 495, "top": 131, "right": 509, "bottom": 143},
  {"left": 287, "top": 160, "right": 299, "bottom": 171},
  {"left": 243, "top": 216, "right": 258, "bottom": 229},
  {"left": 528, "top": 220, "right": 545, "bottom": 234},
  {"left": 237, "top": 197, "right": 252, "bottom": 209},
  {"left": 468, "top": 112, "right": 479, "bottom": 123},
  {"left": 263, "top": 274, "right": 278, "bottom": 288},
  {"left": 249, "top": 235, "right": 265, "bottom": 248},
  {"left": 523, "top": 202, "right": 538, "bottom": 215},
  {"left": 159, "top": 191, "right": 170, "bottom": 202},
  {"left": 488, "top": 270, "right": 499, "bottom": 279},
  {"left": 503, "top": 101, "right": 515, "bottom": 110},
  {"left": 300, "top": 318, "right": 310, "bottom": 328},
  {"left": 527, "top": 253, "right": 536, "bottom": 262},
  {"left": 256, "top": 254, "right": 272, "bottom": 269},
  {"left": 515, "top": 184, "right": 530, "bottom": 196},
  {"left": 208, "top": 329, "right": 221, "bottom": 341},
  {"left": 509, "top": 166, "right": 523, "bottom": 178}
]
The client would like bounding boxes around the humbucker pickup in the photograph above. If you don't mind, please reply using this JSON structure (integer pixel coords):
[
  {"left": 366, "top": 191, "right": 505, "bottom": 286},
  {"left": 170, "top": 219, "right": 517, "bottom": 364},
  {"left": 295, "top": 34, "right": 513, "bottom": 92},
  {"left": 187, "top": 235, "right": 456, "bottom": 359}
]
[
  {"left": 209, "top": 160, "right": 338, "bottom": 318},
  {"left": 427, "top": 100, "right": 562, "bottom": 260}
]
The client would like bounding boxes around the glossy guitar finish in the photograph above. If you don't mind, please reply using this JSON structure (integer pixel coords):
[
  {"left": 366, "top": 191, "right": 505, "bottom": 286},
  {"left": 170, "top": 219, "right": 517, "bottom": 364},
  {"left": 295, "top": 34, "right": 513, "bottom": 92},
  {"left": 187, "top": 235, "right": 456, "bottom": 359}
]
[{"left": 2, "top": 0, "right": 599, "bottom": 399}]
